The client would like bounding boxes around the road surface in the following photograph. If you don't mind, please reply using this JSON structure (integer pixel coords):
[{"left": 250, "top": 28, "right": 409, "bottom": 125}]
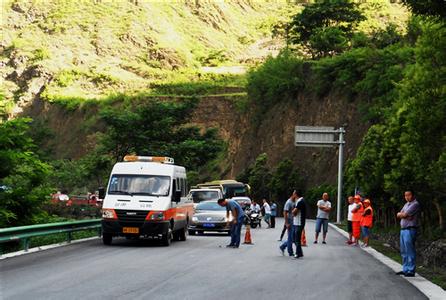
[{"left": 0, "top": 219, "right": 427, "bottom": 300}]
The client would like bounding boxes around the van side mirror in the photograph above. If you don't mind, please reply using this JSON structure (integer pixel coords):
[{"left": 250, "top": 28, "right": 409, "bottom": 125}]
[
  {"left": 98, "top": 187, "right": 105, "bottom": 199},
  {"left": 174, "top": 190, "right": 181, "bottom": 203}
]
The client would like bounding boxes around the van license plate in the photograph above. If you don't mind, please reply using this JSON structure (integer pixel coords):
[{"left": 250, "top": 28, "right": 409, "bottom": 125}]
[{"left": 123, "top": 227, "right": 139, "bottom": 234}]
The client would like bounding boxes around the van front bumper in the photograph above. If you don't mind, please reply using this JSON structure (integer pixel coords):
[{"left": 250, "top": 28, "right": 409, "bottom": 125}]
[{"left": 102, "top": 220, "right": 170, "bottom": 237}]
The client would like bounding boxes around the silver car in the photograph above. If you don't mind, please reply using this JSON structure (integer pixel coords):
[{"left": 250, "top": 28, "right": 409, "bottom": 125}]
[{"left": 188, "top": 201, "right": 232, "bottom": 235}]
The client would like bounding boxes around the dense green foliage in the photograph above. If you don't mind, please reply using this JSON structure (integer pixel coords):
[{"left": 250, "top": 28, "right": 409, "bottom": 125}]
[
  {"left": 247, "top": 3, "right": 445, "bottom": 235},
  {"left": 345, "top": 21, "right": 446, "bottom": 233},
  {"left": 237, "top": 154, "right": 304, "bottom": 206},
  {"left": 99, "top": 98, "right": 224, "bottom": 169},
  {"left": 402, "top": 0, "right": 446, "bottom": 18},
  {"left": 288, "top": 0, "right": 365, "bottom": 57},
  {"left": 0, "top": 118, "right": 53, "bottom": 227}
]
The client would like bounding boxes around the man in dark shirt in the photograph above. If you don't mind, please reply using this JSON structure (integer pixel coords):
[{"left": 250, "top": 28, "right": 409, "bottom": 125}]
[
  {"left": 396, "top": 190, "right": 420, "bottom": 277},
  {"left": 218, "top": 198, "right": 244, "bottom": 248}
]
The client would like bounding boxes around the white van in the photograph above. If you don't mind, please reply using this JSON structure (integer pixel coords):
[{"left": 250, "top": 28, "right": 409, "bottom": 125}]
[{"left": 100, "top": 155, "right": 194, "bottom": 246}]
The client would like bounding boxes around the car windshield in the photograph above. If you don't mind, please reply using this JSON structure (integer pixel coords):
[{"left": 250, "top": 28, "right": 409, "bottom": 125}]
[
  {"left": 196, "top": 202, "right": 225, "bottom": 211},
  {"left": 108, "top": 175, "right": 170, "bottom": 196},
  {"left": 190, "top": 191, "right": 220, "bottom": 203}
]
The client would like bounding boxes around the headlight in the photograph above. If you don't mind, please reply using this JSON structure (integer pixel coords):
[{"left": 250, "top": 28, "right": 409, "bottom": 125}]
[
  {"left": 102, "top": 209, "right": 117, "bottom": 220},
  {"left": 192, "top": 216, "right": 198, "bottom": 222},
  {"left": 146, "top": 211, "right": 164, "bottom": 221}
]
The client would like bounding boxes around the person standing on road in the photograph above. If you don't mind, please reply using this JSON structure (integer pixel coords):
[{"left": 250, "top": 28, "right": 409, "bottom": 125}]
[
  {"left": 270, "top": 201, "right": 277, "bottom": 228},
  {"left": 351, "top": 195, "right": 364, "bottom": 246},
  {"left": 346, "top": 196, "right": 355, "bottom": 245},
  {"left": 314, "top": 193, "right": 331, "bottom": 244},
  {"left": 279, "top": 190, "right": 298, "bottom": 256},
  {"left": 218, "top": 198, "right": 245, "bottom": 248},
  {"left": 396, "top": 190, "right": 420, "bottom": 277},
  {"left": 262, "top": 198, "right": 271, "bottom": 228},
  {"left": 292, "top": 191, "right": 306, "bottom": 259},
  {"left": 360, "top": 199, "right": 373, "bottom": 248}
]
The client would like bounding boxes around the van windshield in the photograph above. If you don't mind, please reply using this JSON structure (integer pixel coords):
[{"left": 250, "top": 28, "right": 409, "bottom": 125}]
[{"left": 108, "top": 175, "right": 171, "bottom": 196}]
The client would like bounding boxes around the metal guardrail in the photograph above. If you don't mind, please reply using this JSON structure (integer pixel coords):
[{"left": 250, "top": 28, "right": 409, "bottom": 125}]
[{"left": 0, "top": 219, "right": 102, "bottom": 252}]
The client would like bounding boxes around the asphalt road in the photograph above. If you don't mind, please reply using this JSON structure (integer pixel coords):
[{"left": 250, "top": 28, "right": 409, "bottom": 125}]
[{"left": 0, "top": 219, "right": 427, "bottom": 300}]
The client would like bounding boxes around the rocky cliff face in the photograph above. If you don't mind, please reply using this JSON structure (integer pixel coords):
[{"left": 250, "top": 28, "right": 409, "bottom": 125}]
[
  {"left": 190, "top": 93, "right": 369, "bottom": 186},
  {"left": 25, "top": 90, "right": 369, "bottom": 188}
]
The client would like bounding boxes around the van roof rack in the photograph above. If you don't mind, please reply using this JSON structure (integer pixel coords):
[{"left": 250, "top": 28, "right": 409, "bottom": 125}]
[{"left": 123, "top": 155, "right": 174, "bottom": 164}]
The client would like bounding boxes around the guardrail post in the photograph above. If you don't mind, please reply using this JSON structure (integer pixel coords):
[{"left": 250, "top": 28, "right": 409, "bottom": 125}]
[
  {"left": 67, "top": 231, "right": 72, "bottom": 243},
  {"left": 23, "top": 238, "right": 30, "bottom": 252},
  {"left": 98, "top": 227, "right": 102, "bottom": 237}
]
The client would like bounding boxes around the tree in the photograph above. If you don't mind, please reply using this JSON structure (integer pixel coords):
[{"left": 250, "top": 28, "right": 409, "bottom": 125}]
[
  {"left": 269, "top": 158, "right": 304, "bottom": 203},
  {"left": 288, "top": 0, "right": 365, "bottom": 57},
  {"left": 0, "top": 118, "right": 52, "bottom": 227},
  {"left": 402, "top": 0, "right": 446, "bottom": 18},
  {"left": 345, "top": 22, "right": 446, "bottom": 233},
  {"left": 98, "top": 98, "right": 224, "bottom": 171},
  {"left": 248, "top": 153, "right": 271, "bottom": 200}
]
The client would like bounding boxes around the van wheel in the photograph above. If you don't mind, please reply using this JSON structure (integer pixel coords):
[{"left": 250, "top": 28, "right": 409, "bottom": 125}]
[
  {"left": 178, "top": 226, "right": 187, "bottom": 241},
  {"left": 161, "top": 228, "right": 172, "bottom": 246},
  {"left": 103, "top": 233, "right": 112, "bottom": 245},
  {"left": 188, "top": 230, "right": 196, "bottom": 235}
]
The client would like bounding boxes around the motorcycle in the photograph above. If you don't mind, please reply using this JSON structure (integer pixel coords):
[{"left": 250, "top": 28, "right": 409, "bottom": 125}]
[{"left": 244, "top": 208, "right": 262, "bottom": 228}]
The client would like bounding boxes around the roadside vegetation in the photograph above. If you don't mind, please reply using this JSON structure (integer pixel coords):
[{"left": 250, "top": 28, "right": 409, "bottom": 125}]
[{"left": 244, "top": 0, "right": 445, "bottom": 287}]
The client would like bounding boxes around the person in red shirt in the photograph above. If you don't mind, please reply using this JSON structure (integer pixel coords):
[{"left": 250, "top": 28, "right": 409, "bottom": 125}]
[{"left": 351, "top": 195, "right": 364, "bottom": 246}]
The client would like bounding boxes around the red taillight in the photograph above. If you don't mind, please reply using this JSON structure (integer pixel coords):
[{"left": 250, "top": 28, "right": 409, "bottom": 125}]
[
  {"left": 145, "top": 211, "right": 165, "bottom": 221},
  {"left": 102, "top": 208, "right": 118, "bottom": 220}
]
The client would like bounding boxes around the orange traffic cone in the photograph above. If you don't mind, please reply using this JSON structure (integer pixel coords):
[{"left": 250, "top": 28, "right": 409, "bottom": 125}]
[
  {"left": 243, "top": 224, "right": 253, "bottom": 244},
  {"left": 301, "top": 229, "right": 307, "bottom": 246}
]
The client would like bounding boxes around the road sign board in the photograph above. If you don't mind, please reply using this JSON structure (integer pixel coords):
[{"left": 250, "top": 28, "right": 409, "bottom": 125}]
[{"left": 295, "top": 126, "right": 336, "bottom": 147}]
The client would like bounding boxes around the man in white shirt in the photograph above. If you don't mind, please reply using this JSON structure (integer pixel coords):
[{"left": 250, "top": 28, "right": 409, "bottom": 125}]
[
  {"left": 250, "top": 201, "right": 261, "bottom": 213},
  {"left": 346, "top": 196, "right": 355, "bottom": 244},
  {"left": 314, "top": 193, "right": 331, "bottom": 244},
  {"left": 262, "top": 198, "right": 271, "bottom": 228}
]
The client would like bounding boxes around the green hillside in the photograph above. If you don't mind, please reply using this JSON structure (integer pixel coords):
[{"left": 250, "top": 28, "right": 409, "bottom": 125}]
[{"left": 1, "top": 0, "right": 293, "bottom": 113}]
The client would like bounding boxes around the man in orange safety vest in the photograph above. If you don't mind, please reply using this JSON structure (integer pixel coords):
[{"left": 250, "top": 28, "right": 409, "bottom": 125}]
[{"left": 360, "top": 199, "right": 373, "bottom": 247}]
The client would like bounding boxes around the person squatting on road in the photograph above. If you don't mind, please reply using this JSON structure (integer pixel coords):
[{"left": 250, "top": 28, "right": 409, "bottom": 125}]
[
  {"left": 396, "top": 190, "right": 420, "bottom": 277},
  {"left": 346, "top": 196, "right": 355, "bottom": 245},
  {"left": 270, "top": 201, "right": 277, "bottom": 228},
  {"left": 314, "top": 192, "right": 331, "bottom": 244},
  {"left": 279, "top": 190, "right": 298, "bottom": 256},
  {"left": 262, "top": 198, "right": 271, "bottom": 228},
  {"left": 292, "top": 191, "right": 306, "bottom": 259},
  {"left": 218, "top": 198, "right": 244, "bottom": 248},
  {"left": 360, "top": 199, "right": 373, "bottom": 247},
  {"left": 351, "top": 195, "right": 364, "bottom": 246}
]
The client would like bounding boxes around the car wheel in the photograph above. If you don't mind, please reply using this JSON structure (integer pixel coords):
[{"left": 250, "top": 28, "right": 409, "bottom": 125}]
[
  {"left": 161, "top": 228, "right": 172, "bottom": 246},
  {"left": 251, "top": 223, "right": 257, "bottom": 229},
  {"left": 102, "top": 233, "right": 112, "bottom": 245},
  {"left": 188, "top": 230, "right": 196, "bottom": 235}
]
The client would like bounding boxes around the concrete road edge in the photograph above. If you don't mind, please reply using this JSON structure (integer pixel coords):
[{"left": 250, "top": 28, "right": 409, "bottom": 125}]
[
  {"left": 0, "top": 236, "right": 100, "bottom": 260},
  {"left": 329, "top": 223, "right": 446, "bottom": 300}
]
